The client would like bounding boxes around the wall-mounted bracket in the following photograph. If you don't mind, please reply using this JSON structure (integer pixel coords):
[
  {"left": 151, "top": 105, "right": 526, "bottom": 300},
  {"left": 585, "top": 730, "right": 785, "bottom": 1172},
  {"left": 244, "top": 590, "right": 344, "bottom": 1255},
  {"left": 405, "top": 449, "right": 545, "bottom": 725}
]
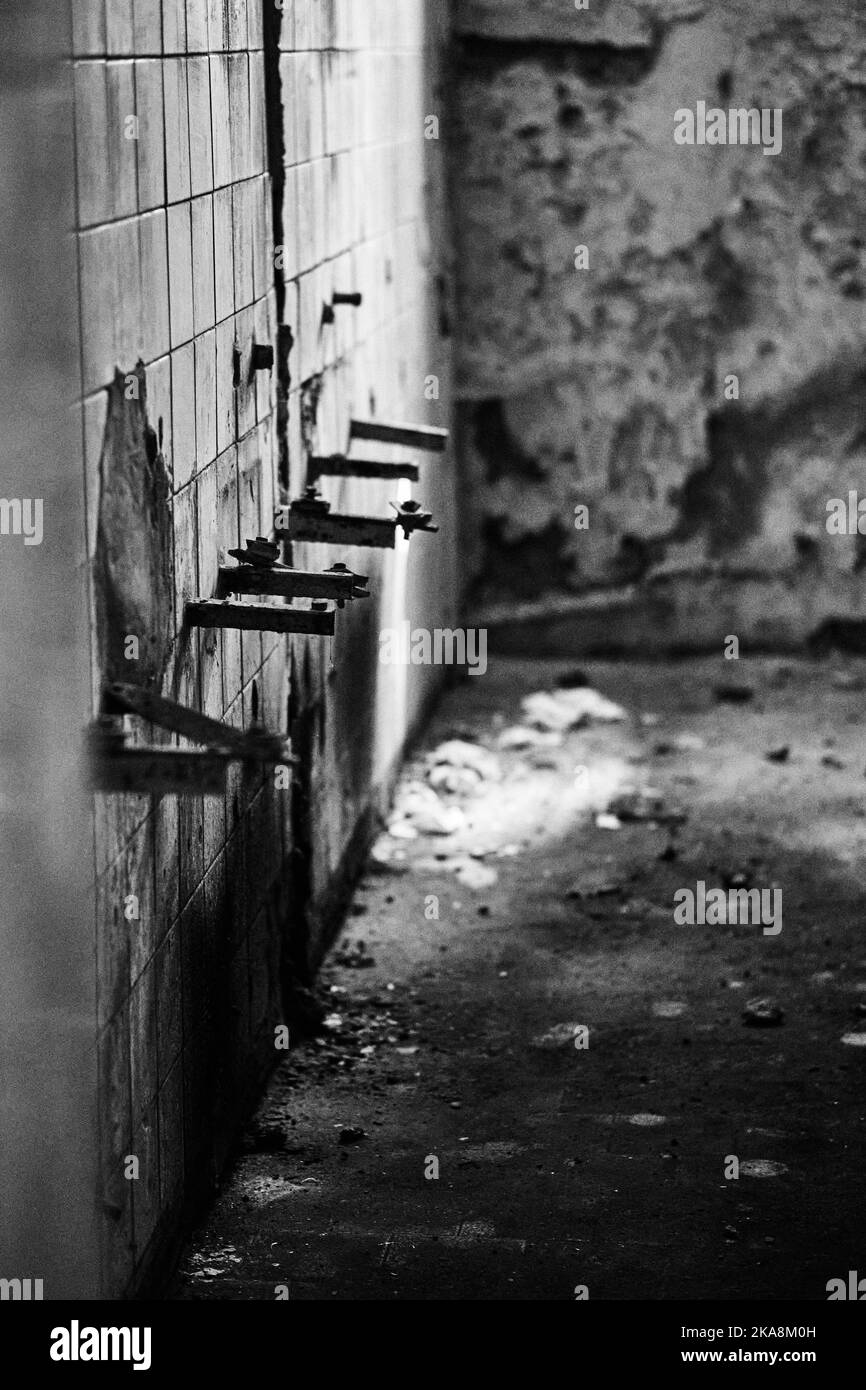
[
  {"left": 219, "top": 535, "right": 367, "bottom": 604},
  {"left": 89, "top": 717, "right": 230, "bottom": 795},
  {"left": 187, "top": 598, "right": 336, "bottom": 635},
  {"left": 349, "top": 418, "right": 448, "bottom": 452},
  {"left": 218, "top": 533, "right": 366, "bottom": 606},
  {"left": 218, "top": 563, "right": 359, "bottom": 603},
  {"left": 279, "top": 488, "right": 396, "bottom": 549},
  {"left": 324, "top": 562, "right": 370, "bottom": 608},
  {"left": 102, "top": 682, "right": 292, "bottom": 763},
  {"left": 277, "top": 487, "right": 438, "bottom": 548},
  {"left": 227, "top": 536, "right": 281, "bottom": 567},
  {"left": 307, "top": 454, "right": 420, "bottom": 484}
]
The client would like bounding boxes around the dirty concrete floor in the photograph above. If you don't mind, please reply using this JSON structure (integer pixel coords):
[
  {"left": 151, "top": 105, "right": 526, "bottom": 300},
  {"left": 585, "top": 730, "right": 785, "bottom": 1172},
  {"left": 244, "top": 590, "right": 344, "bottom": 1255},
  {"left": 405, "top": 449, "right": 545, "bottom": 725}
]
[{"left": 172, "top": 658, "right": 866, "bottom": 1301}]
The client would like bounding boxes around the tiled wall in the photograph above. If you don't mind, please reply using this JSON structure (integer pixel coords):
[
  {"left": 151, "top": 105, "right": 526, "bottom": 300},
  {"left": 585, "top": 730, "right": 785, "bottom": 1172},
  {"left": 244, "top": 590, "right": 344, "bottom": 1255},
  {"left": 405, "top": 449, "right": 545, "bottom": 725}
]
[
  {"left": 73, "top": 0, "right": 453, "bottom": 1296},
  {"left": 276, "top": 0, "right": 455, "bottom": 961}
]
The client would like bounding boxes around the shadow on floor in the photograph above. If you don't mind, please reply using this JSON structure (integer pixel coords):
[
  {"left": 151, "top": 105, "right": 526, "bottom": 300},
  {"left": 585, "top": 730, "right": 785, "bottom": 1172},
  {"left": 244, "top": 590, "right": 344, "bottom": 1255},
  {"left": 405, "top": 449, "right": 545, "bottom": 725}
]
[{"left": 172, "top": 657, "right": 866, "bottom": 1301}]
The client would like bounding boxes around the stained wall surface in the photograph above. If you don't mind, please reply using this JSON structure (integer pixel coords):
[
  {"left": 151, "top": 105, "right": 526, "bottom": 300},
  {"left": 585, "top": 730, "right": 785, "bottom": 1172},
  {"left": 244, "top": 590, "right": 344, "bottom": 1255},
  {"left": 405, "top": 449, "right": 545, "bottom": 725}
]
[
  {"left": 68, "top": 0, "right": 453, "bottom": 1296},
  {"left": 452, "top": 0, "right": 866, "bottom": 651}
]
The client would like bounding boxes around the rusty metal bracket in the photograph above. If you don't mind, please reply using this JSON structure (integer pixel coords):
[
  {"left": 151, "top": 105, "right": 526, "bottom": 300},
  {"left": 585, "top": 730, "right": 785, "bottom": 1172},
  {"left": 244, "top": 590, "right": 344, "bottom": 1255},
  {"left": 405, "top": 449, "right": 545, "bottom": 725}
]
[
  {"left": 217, "top": 537, "right": 368, "bottom": 603},
  {"left": 276, "top": 486, "right": 438, "bottom": 548},
  {"left": 102, "top": 682, "right": 291, "bottom": 763},
  {"left": 218, "top": 563, "right": 360, "bottom": 603},
  {"left": 227, "top": 536, "right": 281, "bottom": 567},
  {"left": 90, "top": 678, "right": 297, "bottom": 794},
  {"left": 88, "top": 716, "right": 230, "bottom": 795},
  {"left": 324, "top": 562, "right": 369, "bottom": 607},
  {"left": 186, "top": 598, "right": 335, "bottom": 635},
  {"left": 349, "top": 418, "right": 448, "bottom": 452},
  {"left": 307, "top": 454, "right": 420, "bottom": 484},
  {"left": 92, "top": 747, "right": 231, "bottom": 794},
  {"left": 278, "top": 487, "right": 395, "bottom": 548},
  {"left": 282, "top": 503, "right": 396, "bottom": 549}
]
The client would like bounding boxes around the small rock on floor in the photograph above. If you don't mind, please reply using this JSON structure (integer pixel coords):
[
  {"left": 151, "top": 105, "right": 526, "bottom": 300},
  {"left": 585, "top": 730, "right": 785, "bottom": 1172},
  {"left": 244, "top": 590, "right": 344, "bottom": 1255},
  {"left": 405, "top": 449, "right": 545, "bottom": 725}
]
[{"left": 742, "top": 997, "right": 785, "bottom": 1027}]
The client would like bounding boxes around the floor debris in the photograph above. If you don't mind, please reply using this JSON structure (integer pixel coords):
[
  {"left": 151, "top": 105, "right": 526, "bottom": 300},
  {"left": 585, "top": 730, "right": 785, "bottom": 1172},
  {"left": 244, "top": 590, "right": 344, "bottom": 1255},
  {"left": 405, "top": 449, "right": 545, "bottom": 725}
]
[
  {"left": 531, "top": 1023, "right": 584, "bottom": 1049},
  {"left": 389, "top": 781, "right": 466, "bottom": 836},
  {"left": 521, "top": 686, "right": 626, "bottom": 732},
  {"left": 739, "top": 1160, "right": 788, "bottom": 1178},
  {"left": 454, "top": 859, "right": 498, "bottom": 891},
  {"left": 334, "top": 940, "right": 376, "bottom": 969},
  {"left": 596, "top": 1113, "right": 668, "bottom": 1127},
  {"left": 338, "top": 1126, "right": 367, "bottom": 1145},
  {"left": 413, "top": 854, "right": 499, "bottom": 891},
  {"left": 426, "top": 739, "right": 500, "bottom": 783},
  {"left": 652, "top": 1001, "right": 688, "bottom": 1018},
  {"left": 174, "top": 656, "right": 866, "bottom": 1302},
  {"left": 427, "top": 764, "right": 481, "bottom": 795},
  {"left": 368, "top": 835, "right": 409, "bottom": 873},
  {"left": 742, "top": 998, "right": 785, "bottom": 1027}
]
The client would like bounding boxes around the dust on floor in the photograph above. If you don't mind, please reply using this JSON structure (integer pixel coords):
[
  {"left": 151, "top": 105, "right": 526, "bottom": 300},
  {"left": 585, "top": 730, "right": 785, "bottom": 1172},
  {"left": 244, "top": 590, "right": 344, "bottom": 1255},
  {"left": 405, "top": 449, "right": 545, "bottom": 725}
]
[{"left": 172, "top": 658, "right": 866, "bottom": 1300}]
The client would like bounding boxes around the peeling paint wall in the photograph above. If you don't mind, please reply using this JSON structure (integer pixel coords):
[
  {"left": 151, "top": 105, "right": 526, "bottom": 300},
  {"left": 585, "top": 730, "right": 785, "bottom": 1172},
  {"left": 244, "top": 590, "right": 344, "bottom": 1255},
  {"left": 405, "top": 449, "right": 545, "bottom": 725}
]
[
  {"left": 95, "top": 369, "right": 174, "bottom": 688},
  {"left": 452, "top": 0, "right": 866, "bottom": 649}
]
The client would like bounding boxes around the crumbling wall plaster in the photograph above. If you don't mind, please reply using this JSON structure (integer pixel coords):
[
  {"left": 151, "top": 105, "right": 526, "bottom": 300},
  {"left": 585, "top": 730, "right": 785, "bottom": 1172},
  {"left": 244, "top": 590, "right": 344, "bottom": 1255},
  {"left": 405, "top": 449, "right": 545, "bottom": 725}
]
[
  {"left": 95, "top": 368, "right": 174, "bottom": 689},
  {"left": 452, "top": 0, "right": 866, "bottom": 643}
]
